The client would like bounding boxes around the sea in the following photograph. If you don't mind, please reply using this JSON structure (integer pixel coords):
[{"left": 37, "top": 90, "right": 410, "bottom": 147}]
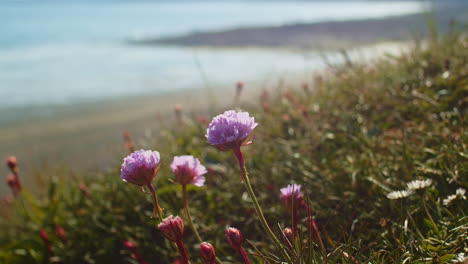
[{"left": 0, "top": 0, "right": 428, "bottom": 123}]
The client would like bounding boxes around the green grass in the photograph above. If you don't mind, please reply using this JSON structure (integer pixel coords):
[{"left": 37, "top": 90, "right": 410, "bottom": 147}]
[{"left": 0, "top": 31, "right": 467, "bottom": 264}]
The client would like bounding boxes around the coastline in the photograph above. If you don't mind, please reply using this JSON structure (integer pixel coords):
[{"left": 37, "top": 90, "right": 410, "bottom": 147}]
[{"left": 128, "top": 5, "right": 467, "bottom": 49}]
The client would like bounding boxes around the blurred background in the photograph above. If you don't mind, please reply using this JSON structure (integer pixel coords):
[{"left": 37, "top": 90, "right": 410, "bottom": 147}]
[{"left": 1, "top": 0, "right": 467, "bottom": 193}]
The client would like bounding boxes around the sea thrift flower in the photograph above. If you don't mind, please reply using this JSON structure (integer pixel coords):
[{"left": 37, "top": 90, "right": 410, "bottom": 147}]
[
  {"left": 225, "top": 227, "right": 250, "bottom": 264},
  {"left": 121, "top": 150, "right": 163, "bottom": 217},
  {"left": 234, "top": 81, "right": 244, "bottom": 104},
  {"left": 282, "top": 228, "right": 293, "bottom": 247},
  {"left": 6, "top": 156, "right": 18, "bottom": 173},
  {"left": 280, "top": 184, "right": 305, "bottom": 210},
  {"left": 225, "top": 227, "right": 243, "bottom": 250},
  {"left": 158, "top": 215, "right": 185, "bottom": 242},
  {"left": 199, "top": 242, "right": 216, "bottom": 264},
  {"left": 40, "top": 229, "right": 54, "bottom": 256},
  {"left": 170, "top": 155, "right": 207, "bottom": 186},
  {"left": 5, "top": 174, "right": 21, "bottom": 196},
  {"left": 443, "top": 188, "right": 466, "bottom": 206},
  {"left": 406, "top": 179, "right": 432, "bottom": 191},
  {"left": 123, "top": 241, "right": 148, "bottom": 264},
  {"left": 159, "top": 215, "right": 189, "bottom": 264},
  {"left": 175, "top": 104, "right": 183, "bottom": 125},
  {"left": 121, "top": 150, "right": 161, "bottom": 186},
  {"left": 122, "top": 131, "right": 136, "bottom": 153},
  {"left": 55, "top": 225, "right": 67, "bottom": 243},
  {"left": 79, "top": 183, "right": 92, "bottom": 199},
  {"left": 206, "top": 110, "right": 258, "bottom": 151},
  {"left": 387, "top": 190, "right": 414, "bottom": 199},
  {"left": 198, "top": 115, "right": 209, "bottom": 125},
  {"left": 280, "top": 184, "right": 304, "bottom": 238}
]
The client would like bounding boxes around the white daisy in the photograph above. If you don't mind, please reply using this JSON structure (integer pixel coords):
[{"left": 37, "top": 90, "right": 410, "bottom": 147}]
[
  {"left": 406, "top": 179, "right": 433, "bottom": 191},
  {"left": 387, "top": 190, "right": 414, "bottom": 199},
  {"left": 443, "top": 188, "right": 466, "bottom": 206}
]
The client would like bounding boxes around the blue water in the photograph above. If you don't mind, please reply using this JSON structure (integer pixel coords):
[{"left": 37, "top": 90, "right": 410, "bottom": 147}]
[{"left": 0, "top": 1, "right": 427, "bottom": 110}]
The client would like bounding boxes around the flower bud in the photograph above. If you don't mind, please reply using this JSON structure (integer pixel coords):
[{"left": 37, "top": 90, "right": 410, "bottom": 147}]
[
  {"left": 5, "top": 174, "right": 21, "bottom": 195},
  {"left": 40, "top": 229, "right": 49, "bottom": 242},
  {"left": 225, "top": 227, "right": 243, "bottom": 250},
  {"left": 158, "top": 215, "right": 185, "bottom": 242},
  {"left": 55, "top": 225, "right": 67, "bottom": 243},
  {"left": 199, "top": 242, "right": 216, "bottom": 264},
  {"left": 282, "top": 228, "right": 293, "bottom": 244},
  {"left": 6, "top": 156, "right": 17, "bottom": 171},
  {"left": 123, "top": 240, "right": 137, "bottom": 250},
  {"left": 79, "top": 183, "right": 92, "bottom": 199}
]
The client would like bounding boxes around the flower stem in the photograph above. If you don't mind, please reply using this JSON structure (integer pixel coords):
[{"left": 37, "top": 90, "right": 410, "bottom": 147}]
[
  {"left": 147, "top": 183, "right": 164, "bottom": 223},
  {"left": 233, "top": 147, "right": 293, "bottom": 263},
  {"left": 176, "top": 240, "right": 190, "bottom": 264},
  {"left": 239, "top": 247, "right": 251, "bottom": 264},
  {"left": 422, "top": 195, "right": 440, "bottom": 234},
  {"left": 182, "top": 185, "right": 224, "bottom": 264},
  {"left": 292, "top": 208, "right": 298, "bottom": 240},
  {"left": 182, "top": 184, "right": 203, "bottom": 243}
]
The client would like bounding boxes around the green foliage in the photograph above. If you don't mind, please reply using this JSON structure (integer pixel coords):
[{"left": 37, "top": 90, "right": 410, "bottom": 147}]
[{"left": 0, "top": 32, "right": 467, "bottom": 263}]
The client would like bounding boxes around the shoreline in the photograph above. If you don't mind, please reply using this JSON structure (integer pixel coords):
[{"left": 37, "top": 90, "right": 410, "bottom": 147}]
[{"left": 127, "top": 5, "right": 467, "bottom": 49}]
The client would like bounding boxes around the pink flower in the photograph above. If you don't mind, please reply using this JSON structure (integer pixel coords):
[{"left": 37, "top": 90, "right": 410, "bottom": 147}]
[
  {"left": 6, "top": 156, "right": 17, "bottom": 172},
  {"left": 158, "top": 215, "right": 185, "bottom": 242},
  {"left": 170, "top": 155, "right": 207, "bottom": 186},
  {"left": 55, "top": 225, "right": 67, "bottom": 243},
  {"left": 206, "top": 110, "right": 257, "bottom": 151},
  {"left": 199, "top": 242, "right": 216, "bottom": 264},
  {"left": 280, "top": 184, "right": 304, "bottom": 210},
  {"left": 121, "top": 150, "right": 161, "bottom": 186},
  {"left": 225, "top": 227, "right": 243, "bottom": 250},
  {"left": 5, "top": 174, "right": 21, "bottom": 196}
]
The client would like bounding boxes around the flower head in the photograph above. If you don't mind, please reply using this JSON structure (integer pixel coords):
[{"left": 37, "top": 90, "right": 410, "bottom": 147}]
[
  {"left": 282, "top": 228, "right": 293, "bottom": 244},
  {"left": 121, "top": 150, "right": 161, "bottom": 186},
  {"left": 443, "top": 188, "right": 466, "bottom": 206},
  {"left": 206, "top": 110, "right": 258, "bottom": 151},
  {"left": 280, "top": 184, "right": 304, "bottom": 210},
  {"left": 6, "top": 156, "right": 17, "bottom": 171},
  {"left": 55, "top": 225, "right": 67, "bottom": 243},
  {"left": 225, "top": 227, "right": 244, "bottom": 250},
  {"left": 5, "top": 174, "right": 21, "bottom": 195},
  {"left": 123, "top": 240, "right": 137, "bottom": 250},
  {"left": 170, "top": 155, "right": 207, "bottom": 186},
  {"left": 158, "top": 215, "right": 185, "bottom": 242},
  {"left": 199, "top": 242, "right": 216, "bottom": 264},
  {"left": 406, "top": 179, "right": 432, "bottom": 191},
  {"left": 386, "top": 190, "right": 414, "bottom": 199}
]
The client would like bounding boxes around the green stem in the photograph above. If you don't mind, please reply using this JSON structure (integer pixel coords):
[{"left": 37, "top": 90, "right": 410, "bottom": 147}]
[
  {"left": 422, "top": 195, "right": 440, "bottom": 234},
  {"left": 182, "top": 185, "right": 224, "bottom": 264},
  {"left": 233, "top": 147, "right": 293, "bottom": 263},
  {"left": 182, "top": 185, "right": 203, "bottom": 243},
  {"left": 148, "top": 184, "right": 164, "bottom": 223}
]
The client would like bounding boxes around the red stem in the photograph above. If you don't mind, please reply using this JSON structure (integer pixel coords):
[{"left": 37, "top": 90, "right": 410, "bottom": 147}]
[
  {"left": 147, "top": 183, "right": 163, "bottom": 222},
  {"left": 232, "top": 147, "right": 245, "bottom": 175},
  {"left": 239, "top": 247, "right": 251, "bottom": 264},
  {"left": 293, "top": 208, "right": 299, "bottom": 240},
  {"left": 176, "top": 240, "right": 189, "bottom": 264},
  {"left": 132, "top": 249, "right": 149, "bottom": 264}
]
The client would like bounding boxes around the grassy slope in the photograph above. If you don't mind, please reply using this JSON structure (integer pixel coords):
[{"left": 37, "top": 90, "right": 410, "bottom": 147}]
[{"left": 0, "top": 31, "right": 466, "bottom": 263}]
